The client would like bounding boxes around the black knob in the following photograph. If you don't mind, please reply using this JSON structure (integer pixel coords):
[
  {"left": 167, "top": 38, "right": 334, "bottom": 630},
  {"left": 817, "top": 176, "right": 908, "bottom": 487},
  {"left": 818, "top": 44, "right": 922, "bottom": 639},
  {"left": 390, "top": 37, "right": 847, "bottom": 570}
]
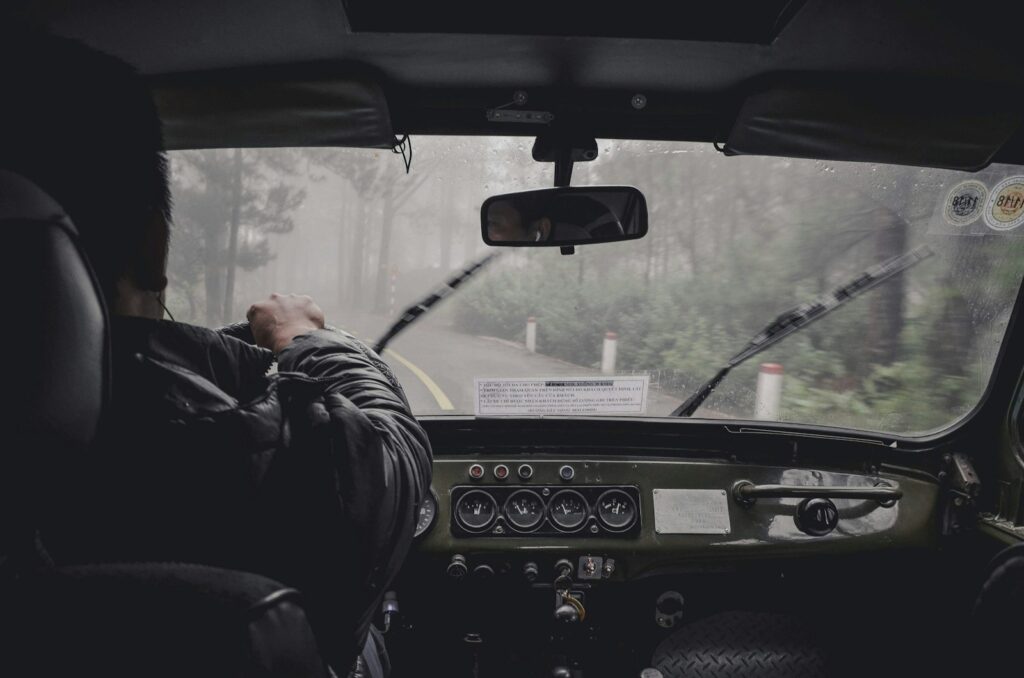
[
  {"left": 472, "top": 564, "right": 495, "bottom": 580},
  {"left": 795, "top": 498, "right": 840, "bottom": 536},
  {"left": 554, "top": 559, "right": 573, "bottom": 578},
  {"left": 656, "top": 594, "right": 684, "bottom": 615},
  {"left": 552, "top": 667, "right": 572, "bottom": 678},
  {"left": 446, "top": 554, "right": 468, "bottom": 579},
  {"left": 524, "top": 562, "right": 539, "bottom": 582},
  {"left": 554, "top": 604, "right": 580, "bottom": 624}
]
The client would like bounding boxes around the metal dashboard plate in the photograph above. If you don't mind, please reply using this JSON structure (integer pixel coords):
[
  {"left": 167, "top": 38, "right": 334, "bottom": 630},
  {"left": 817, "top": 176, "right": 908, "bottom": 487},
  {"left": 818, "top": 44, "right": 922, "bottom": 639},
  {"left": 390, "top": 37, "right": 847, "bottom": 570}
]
[{"left": 652, "top": 489, "right": 731, "bottom": 535}]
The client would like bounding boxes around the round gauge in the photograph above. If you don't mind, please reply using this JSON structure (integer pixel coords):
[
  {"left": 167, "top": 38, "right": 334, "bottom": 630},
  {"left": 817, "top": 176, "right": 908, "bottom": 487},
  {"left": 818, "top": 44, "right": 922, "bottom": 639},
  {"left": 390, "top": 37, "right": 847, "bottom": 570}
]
[
  {"left": 504, "top": 490, "right": 545, "bottom": 531},
  {"left": 454, "top": 490, "right": 498, "bottom": 532},
  {"left": 596, "top": 489, "right": 637, "bottom": 531},
  {"left": 548, "top": 490, "right": 589, "bottom": 531},
  {"left": 414, "top": 490, "right": 438, "bottom": 538}
]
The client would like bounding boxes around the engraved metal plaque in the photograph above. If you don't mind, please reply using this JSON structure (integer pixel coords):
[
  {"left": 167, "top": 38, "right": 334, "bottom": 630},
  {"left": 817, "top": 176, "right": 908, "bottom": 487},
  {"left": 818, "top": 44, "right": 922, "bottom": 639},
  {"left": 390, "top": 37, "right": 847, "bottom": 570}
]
[{"left": 652, "top": 489, "right": 731, "bottom": 535}]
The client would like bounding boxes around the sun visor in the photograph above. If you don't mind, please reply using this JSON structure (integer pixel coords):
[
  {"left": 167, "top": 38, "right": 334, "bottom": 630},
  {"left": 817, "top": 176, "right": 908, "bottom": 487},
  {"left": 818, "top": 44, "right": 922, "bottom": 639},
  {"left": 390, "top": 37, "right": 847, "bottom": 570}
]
[
  {"left": 153, "top": 72, "right": 396, "bottom": 150},
  {"left": 724, "top": 77, "right": 1022, "bottom": 171}
]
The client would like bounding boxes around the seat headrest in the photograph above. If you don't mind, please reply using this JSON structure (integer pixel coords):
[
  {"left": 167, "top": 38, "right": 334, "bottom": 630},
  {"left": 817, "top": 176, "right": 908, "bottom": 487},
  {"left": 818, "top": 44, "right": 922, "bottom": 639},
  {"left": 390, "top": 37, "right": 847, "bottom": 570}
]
[{"left": 0, "top": 168, "right": 109, "bottom": 455}]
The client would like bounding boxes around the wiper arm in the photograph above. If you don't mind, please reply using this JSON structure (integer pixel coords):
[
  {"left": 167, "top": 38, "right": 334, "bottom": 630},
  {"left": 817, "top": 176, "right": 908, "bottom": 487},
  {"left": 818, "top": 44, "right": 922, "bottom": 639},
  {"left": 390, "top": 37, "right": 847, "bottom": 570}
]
[
  {"left": 670, "top": 245, "right": 935, "bottom": 417},
  {"left": 373, "top": 251, "right": 501, "bottom": 354}
]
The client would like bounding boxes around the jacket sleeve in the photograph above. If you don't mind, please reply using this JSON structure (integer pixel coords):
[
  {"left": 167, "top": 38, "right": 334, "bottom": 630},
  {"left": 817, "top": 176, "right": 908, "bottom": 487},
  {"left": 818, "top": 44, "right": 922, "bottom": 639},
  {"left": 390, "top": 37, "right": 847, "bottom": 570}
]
[{"left": 276, "top": 329, "right": 432, "bottom": 625}]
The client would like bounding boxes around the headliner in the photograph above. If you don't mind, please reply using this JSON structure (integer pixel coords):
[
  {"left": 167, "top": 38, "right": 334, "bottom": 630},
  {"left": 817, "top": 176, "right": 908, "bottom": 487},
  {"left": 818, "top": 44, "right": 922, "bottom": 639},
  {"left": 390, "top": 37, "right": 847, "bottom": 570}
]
[{"left": 8, "top": 0, "right": 1024, "bottom": 165}]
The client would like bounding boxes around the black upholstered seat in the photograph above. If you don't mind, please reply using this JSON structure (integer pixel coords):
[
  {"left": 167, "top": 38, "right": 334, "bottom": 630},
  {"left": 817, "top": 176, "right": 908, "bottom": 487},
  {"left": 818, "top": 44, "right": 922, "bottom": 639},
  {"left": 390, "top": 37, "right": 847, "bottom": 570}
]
[{"left": 0, "top": 169, "right": 328, "bottom": 678}]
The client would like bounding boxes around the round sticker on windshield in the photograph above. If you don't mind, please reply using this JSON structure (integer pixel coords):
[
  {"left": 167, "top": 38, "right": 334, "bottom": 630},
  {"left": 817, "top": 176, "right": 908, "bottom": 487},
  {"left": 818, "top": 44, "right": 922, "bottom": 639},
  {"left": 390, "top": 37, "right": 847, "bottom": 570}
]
[
  {"left": 984, "top": 176, "right": 1024, "bottom": 231},
  {"left": 943, "top": 180, "right": 987, "bottom": 226}
]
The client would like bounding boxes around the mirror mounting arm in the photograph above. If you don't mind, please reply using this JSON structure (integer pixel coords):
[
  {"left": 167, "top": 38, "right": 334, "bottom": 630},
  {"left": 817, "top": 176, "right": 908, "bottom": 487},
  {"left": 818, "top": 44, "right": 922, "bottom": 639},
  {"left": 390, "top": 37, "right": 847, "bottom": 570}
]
[{"left": 554, "top": 148, "right": 574, "bottom": 188}]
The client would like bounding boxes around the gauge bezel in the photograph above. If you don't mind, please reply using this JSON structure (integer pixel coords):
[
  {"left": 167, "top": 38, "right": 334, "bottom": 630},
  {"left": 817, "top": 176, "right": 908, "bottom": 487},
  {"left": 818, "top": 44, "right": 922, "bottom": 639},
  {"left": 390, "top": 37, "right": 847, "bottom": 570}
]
[
  {"left": 503, "top": 489, "right": 546, "bottom": 532},
  {"left": 594, "top": 488, "right": 638, "bottom": 532},
  {"left": 448, "top": 485, "right": 640, "bottom": 539},
  {"left": 454, "top": 489, "right": 499, "bottom": 532},
  {"left": 414, "top": 488, "right": 439, "bottom": 538},
  {"left": 547, "top": 489, "right": 589, "bottom": 532}
]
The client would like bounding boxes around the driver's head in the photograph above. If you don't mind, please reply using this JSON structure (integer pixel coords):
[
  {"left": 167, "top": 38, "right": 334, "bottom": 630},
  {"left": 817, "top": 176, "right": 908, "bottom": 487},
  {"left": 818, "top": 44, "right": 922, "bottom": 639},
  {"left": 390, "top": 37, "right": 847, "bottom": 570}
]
[
  {"left": 486, "top": 197, "right": 552, "bottom": 243},
  {"left": 0, "top": 30, "right": 172, "bottom": 310}
]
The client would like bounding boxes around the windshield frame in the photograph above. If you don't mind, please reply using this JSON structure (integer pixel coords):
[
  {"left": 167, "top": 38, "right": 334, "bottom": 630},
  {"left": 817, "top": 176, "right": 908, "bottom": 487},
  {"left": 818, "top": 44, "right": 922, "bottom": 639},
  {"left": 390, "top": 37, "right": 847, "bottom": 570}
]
[{"left": 164, "top": 140, "right": 1024, "bottom": 444}]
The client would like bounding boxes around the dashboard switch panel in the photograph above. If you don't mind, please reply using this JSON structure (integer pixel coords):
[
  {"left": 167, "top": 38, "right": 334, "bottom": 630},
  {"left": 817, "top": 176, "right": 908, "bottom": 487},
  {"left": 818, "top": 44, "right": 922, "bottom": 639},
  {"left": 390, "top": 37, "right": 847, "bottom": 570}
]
[{"left": 450, "top": 485, "right": 641, "bottom": 538}]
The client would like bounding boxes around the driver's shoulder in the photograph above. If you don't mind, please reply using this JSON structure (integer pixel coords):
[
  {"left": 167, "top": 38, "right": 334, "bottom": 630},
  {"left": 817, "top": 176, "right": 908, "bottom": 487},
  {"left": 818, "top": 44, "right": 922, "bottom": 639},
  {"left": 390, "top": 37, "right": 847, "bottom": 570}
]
[{"left": 111, "top": 316, "right": 273, "bottom": 399}]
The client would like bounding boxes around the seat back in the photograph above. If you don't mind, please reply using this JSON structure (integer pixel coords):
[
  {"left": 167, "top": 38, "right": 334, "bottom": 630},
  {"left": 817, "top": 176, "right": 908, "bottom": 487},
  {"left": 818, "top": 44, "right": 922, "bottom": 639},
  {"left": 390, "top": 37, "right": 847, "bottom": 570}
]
[
  {"left": 0, "top": 168, "right": 109, "bottom": 566},
  {"left": 0, "top": 169, "right": 331, "bottom": 677}
]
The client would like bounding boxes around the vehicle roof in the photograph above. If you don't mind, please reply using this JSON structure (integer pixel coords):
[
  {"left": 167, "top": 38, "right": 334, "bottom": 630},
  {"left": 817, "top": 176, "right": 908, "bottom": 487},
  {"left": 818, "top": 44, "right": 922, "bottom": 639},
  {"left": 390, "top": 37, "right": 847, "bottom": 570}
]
[{"left": 11, "top": 0, "right": 1024, "bottom": 166}]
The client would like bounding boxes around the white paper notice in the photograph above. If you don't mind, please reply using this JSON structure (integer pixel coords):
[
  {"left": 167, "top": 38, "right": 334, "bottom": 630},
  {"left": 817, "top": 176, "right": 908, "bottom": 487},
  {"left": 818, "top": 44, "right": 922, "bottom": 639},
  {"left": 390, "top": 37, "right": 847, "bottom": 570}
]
[
  {"left": 653, "top": 489, "right": 731, "bottom": 535},
  {"left": 475, "top": 376, "right": 649, "bottom": 416}
]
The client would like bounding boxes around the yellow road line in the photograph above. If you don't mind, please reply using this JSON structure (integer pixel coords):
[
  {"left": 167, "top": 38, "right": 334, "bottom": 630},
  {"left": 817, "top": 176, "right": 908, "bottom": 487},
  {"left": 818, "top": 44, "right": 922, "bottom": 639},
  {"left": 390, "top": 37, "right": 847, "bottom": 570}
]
[{"left": 385, "top": 348, "right": 455, "bottom": 411}]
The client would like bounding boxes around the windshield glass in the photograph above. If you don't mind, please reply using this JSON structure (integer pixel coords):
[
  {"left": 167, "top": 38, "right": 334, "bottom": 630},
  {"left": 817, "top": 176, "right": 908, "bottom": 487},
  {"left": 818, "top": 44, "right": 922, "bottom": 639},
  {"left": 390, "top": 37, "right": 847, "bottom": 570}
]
[{"left": 166, "top": 139, "right": 1024, "bottom": 435}]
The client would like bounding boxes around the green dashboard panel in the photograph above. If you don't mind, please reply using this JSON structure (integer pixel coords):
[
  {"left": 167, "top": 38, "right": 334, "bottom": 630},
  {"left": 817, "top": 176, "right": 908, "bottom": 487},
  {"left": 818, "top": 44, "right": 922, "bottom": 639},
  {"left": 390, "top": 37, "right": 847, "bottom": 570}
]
[{"left": 414, "top": 456, "right": 941, "bottom": 578}]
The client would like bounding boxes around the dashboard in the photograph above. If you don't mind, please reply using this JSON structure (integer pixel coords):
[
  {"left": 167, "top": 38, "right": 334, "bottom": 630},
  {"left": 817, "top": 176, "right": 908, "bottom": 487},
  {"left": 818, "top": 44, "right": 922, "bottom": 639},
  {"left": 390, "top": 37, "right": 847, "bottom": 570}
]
[{"left": 413, "top": 454, "right": 941, "bottom": 582}]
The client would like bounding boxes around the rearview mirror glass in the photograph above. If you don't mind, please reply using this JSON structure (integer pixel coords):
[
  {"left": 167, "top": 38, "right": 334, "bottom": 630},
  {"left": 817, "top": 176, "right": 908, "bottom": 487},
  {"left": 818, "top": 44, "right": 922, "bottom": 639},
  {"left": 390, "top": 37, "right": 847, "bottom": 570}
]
[{"left": 481, "top": 187, "right": 648, "bottom": 247}]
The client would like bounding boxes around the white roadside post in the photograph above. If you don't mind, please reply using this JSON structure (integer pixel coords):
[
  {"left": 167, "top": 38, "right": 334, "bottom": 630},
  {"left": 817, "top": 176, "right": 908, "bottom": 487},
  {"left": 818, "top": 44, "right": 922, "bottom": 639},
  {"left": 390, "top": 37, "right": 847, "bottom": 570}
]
[
  {"left": 525, "top": 317, "right": 537, "bottom": 353},
  {"left": 754, "top": 363, "right": 784, "bottom": 420},
  {"left": 601, "top": 331, "right": 618, "bottom": 375}
]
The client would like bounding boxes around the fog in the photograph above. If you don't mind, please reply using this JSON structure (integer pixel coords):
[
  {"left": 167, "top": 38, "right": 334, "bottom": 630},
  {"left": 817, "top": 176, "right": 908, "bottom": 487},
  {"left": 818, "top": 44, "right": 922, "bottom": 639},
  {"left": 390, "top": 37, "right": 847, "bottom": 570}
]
[{"left": 165, "top": 138, "right": 1024, "bottom": 433}]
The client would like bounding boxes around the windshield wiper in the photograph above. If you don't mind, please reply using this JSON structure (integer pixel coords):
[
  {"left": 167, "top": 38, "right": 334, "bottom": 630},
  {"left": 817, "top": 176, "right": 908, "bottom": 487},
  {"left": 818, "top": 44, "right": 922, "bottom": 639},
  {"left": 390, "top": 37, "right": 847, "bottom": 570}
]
[
  {"left": 670, "top": 245, "right": 935, "bottom": 417},
  {"left": 373, "top": 251, "right": 501, "bottom": 355}
]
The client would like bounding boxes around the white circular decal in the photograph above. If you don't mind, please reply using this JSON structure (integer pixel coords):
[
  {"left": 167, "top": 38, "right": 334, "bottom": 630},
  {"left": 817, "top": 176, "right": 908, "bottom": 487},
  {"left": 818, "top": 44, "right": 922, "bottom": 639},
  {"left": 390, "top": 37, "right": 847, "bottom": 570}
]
[
  {"left": 943, "top": 180, "right": 988, "bottom": 226},
  {"left": 984, "top": 176, "right": 1024, "bottom": 231}
]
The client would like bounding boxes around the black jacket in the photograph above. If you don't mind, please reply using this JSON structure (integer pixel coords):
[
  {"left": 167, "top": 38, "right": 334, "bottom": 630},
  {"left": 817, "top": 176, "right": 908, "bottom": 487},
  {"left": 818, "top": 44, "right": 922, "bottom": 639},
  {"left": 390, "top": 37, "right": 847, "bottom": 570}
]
[{"left": 42, "top": 317, "right": 432, "bottom": 669}]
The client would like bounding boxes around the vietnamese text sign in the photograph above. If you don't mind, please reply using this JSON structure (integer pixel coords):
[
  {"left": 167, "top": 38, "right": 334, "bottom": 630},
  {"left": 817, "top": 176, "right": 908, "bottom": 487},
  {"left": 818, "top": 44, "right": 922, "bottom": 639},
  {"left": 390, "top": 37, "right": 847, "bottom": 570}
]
[{"left": 475, "top": 376, "right": 649, "bottom": 416}]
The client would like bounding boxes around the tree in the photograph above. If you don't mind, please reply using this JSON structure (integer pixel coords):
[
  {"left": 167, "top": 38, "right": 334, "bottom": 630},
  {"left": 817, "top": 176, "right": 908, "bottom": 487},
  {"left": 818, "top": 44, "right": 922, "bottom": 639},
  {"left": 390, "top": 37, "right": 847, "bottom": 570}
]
[
  {"left": 306, "top": 148, "right": 430, "bottom": 312},
  {"left": 169, "top": 149, "right": 307, "bottom": 325}
]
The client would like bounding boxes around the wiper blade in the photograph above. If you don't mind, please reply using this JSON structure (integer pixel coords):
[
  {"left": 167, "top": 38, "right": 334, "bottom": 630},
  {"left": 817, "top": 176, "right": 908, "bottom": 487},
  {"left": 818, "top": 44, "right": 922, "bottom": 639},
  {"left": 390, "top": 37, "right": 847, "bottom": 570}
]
[
  {"left": 670, "top": 245, "right": 934, "bottom": 417},
  {"left": 373, "top": 251, "right": 501, "bottom": 355}
]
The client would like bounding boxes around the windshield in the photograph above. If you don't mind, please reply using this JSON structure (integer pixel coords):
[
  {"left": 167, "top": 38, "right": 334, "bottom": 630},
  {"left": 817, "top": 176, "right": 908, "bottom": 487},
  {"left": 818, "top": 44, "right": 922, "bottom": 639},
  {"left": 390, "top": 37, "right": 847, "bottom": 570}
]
[{"left": 166, "top": 139, "right": 1024, "bottom": 435}]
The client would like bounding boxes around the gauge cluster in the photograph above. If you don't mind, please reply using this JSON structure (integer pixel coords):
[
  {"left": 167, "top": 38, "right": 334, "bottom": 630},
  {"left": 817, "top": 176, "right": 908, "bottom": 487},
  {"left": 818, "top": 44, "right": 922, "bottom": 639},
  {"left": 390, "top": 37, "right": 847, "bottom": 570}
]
[{"left": 450, "top": 485, "right": 641, "bottom": 538}]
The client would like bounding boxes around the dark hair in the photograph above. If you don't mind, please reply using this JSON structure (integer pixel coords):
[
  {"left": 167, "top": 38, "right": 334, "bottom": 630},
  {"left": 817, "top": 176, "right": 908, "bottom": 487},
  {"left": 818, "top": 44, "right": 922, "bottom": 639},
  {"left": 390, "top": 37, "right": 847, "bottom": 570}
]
[{"left": 0, "top": 30, "right": 172, "bottom": 296}]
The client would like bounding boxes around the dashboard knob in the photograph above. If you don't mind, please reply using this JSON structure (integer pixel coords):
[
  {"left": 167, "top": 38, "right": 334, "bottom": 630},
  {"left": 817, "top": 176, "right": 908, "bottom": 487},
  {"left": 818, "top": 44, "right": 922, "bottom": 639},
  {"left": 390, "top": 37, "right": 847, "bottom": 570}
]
[
  {"left": 446, "top": 554, "right": 468, "bottom": 580},
  {"left": 472, "top": 564, "right": 495, "bottom": 580},
  {"left": 795, "top": 498, "right": 840, "bottom": 536},
  {"left": 553, "top": 559, "right": 573, "bottom": 579},
  {"left": 559, "top": 465, "right": 575, "bottom": 481},
  {"left": 554, "top": 603, "right": 580, "bottom": 624},
  {"left": 523, "top": 561, "right": 539, "bottom": 582}
]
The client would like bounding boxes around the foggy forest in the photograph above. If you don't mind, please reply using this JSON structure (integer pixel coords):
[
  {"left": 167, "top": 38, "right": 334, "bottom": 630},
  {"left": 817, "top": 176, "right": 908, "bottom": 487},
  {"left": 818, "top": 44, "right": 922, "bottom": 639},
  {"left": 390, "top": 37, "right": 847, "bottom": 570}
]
[{"left": 164, "top": 138, "right": 1024, "bottom": 434}]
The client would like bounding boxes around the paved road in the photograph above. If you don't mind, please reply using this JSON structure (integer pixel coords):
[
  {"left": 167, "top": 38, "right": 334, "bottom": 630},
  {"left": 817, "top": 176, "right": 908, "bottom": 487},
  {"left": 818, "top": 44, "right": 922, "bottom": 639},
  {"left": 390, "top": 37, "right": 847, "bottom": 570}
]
[{"left": 335, "top": 312, "right": 689, "bottom": 417}]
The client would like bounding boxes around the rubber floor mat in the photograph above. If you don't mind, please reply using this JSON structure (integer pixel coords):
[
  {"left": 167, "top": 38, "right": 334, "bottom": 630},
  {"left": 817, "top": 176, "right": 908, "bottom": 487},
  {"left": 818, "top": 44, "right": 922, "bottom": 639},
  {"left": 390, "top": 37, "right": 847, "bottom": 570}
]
[{"left": 651, "top": 612, "right": 825, "bottom": 678}]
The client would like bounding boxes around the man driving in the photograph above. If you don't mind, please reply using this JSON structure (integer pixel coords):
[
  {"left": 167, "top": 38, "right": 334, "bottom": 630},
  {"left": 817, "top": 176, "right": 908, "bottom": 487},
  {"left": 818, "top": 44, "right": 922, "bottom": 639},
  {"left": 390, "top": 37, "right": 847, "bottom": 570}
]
[
  {"left": 486, "top": 192, "right": 624, "bottom": 243},
  {"left": 0, "top": 31, "right": 430, "bottom": 677}
]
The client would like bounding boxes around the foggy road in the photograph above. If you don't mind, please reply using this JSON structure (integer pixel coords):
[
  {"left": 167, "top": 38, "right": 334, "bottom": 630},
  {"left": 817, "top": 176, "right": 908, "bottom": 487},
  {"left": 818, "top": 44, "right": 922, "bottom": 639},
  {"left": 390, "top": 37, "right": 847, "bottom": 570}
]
[{"left": 335, "top": 313, "right": 687, "bottom": 417}]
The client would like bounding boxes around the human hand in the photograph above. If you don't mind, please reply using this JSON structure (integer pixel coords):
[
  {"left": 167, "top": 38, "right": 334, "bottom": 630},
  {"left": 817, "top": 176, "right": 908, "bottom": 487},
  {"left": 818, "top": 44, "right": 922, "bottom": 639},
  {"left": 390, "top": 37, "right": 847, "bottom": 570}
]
[{"left": 246, "top": 293, "right": 325, "bottom": 353}]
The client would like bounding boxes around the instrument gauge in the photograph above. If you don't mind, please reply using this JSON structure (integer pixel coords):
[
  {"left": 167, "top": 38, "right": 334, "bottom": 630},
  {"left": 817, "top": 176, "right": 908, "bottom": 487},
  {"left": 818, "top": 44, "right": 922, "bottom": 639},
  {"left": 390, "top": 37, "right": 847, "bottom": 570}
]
[
  {"left": 504, "top": 490, "right": 545, "bottom": 531},
  {"left": 596, "top": 489, "right": 637, "bottom": 531},
  {"left": 414, "top": 490, "right": 439, "bottom": 538},
  {"left": 548, "top": 490, "right": 589, "bottom": 531},
  {"left": 454, "top": 490, "right": 498, "bottom": 532}
]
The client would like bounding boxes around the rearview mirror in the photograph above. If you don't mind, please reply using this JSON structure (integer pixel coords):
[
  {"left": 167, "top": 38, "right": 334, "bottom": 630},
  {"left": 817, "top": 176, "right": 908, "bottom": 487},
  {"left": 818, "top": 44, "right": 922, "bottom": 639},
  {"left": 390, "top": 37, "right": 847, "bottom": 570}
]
[{"left": 481, "top": 187, "right": 648, "bottom": 247}]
